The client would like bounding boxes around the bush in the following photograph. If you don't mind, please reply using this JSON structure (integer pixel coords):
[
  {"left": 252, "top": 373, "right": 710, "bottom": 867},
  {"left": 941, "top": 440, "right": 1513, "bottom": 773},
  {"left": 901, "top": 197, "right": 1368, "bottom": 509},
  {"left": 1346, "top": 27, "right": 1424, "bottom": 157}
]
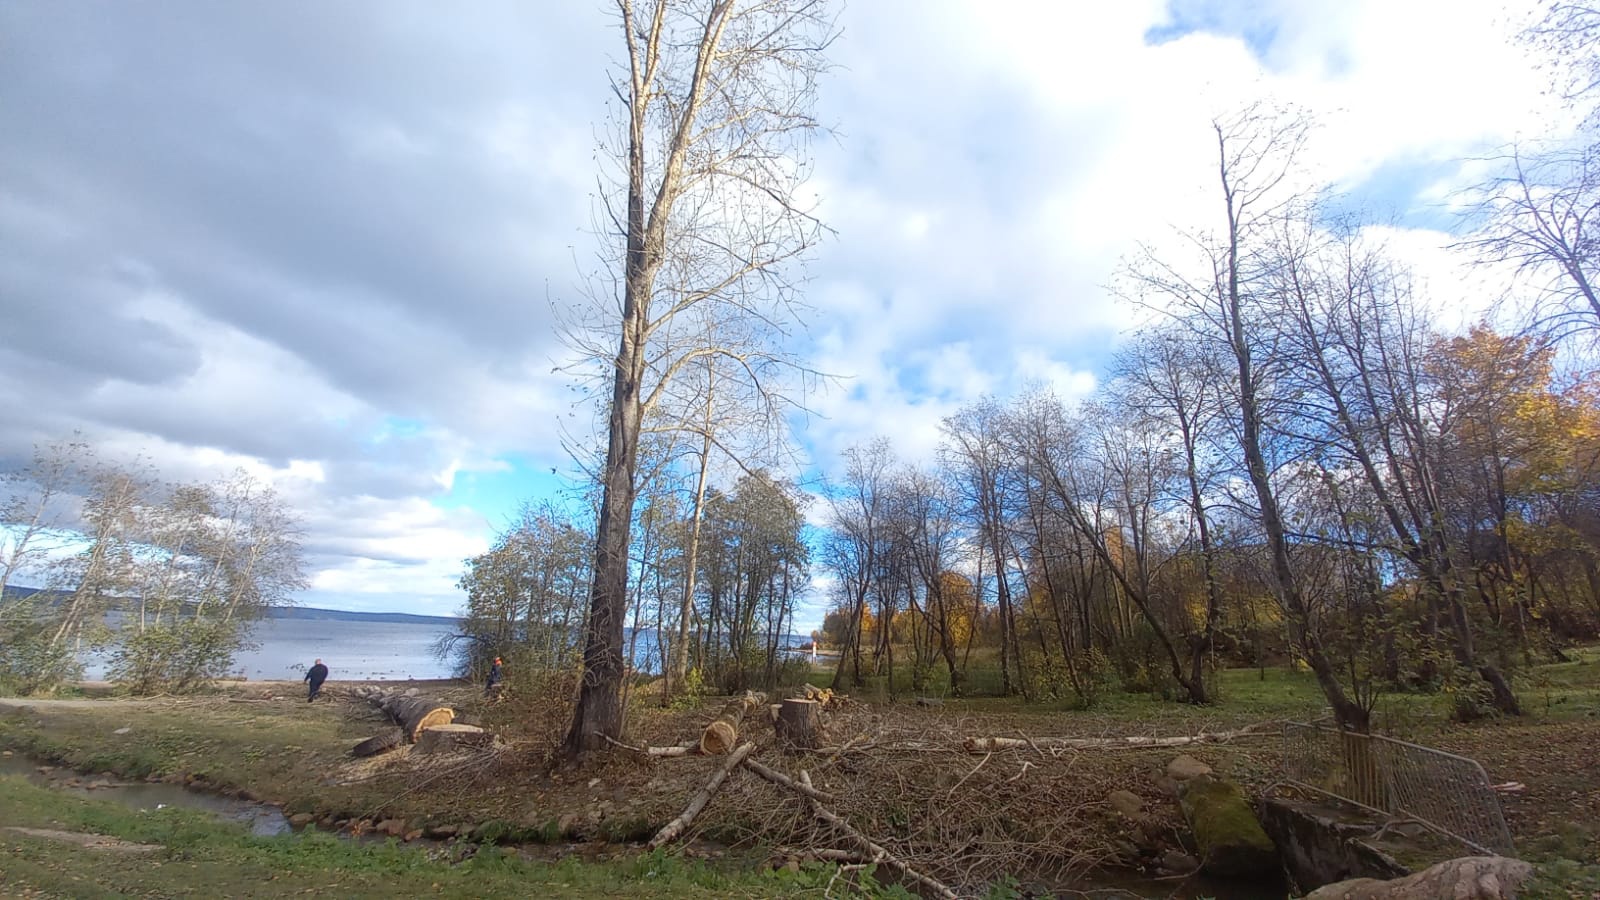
[
  {"left": 107, "top": 618, "right": 251, "bottom": 695},
  {"left": 0, "top": 616, "right": 80, "bottom": 695}
]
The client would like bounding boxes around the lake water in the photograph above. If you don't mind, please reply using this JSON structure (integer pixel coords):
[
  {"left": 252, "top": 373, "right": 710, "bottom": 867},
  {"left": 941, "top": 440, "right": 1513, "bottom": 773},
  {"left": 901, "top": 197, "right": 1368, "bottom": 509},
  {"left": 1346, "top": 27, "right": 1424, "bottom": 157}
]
[
  {"left": 79, "top": 617, "right": 460, "bottom": 682},
  {"left": 78, "top": 617, "right": 812, "bottom": 682}
]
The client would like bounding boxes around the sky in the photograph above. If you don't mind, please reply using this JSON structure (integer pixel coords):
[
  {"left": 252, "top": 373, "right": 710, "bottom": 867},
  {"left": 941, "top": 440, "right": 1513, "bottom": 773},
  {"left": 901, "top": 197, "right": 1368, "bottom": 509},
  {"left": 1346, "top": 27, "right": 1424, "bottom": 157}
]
[{"left": 0, "top": 0, "right": 1578, "bottom": 629}]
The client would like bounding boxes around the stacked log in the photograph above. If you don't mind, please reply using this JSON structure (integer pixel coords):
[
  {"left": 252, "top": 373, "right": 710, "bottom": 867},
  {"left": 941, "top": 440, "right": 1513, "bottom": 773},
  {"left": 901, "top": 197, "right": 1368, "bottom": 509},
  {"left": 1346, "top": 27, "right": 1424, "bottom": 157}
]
[{"left": 796, "top": 683, "right": 846, "bottom": 709}]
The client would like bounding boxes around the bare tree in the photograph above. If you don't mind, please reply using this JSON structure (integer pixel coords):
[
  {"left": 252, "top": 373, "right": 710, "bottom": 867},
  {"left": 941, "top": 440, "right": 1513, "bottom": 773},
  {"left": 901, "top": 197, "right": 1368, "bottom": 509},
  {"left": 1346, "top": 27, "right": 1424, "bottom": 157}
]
[
  {"left": 1128, "top": 106, "right": 1371, "bottom": 730},
  {"left": 1, "top": 437, "right": 93, "bottom": 599},
  {"left": 561, "top": 0, "right": 833, "bottom": 754},
  {"left": 1460, "top": 146, "right": 1600, "bottom": 345}
]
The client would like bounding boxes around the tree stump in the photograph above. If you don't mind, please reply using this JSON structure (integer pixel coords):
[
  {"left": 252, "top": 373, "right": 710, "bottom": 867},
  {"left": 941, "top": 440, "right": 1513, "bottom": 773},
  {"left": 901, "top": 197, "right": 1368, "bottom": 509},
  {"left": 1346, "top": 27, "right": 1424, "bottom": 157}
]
[
  {"left": 414, "top": 724, "right": 495, "bottom": 755},
  {"left": 775, "top": 698, "right": 821, "bottom": 750}
]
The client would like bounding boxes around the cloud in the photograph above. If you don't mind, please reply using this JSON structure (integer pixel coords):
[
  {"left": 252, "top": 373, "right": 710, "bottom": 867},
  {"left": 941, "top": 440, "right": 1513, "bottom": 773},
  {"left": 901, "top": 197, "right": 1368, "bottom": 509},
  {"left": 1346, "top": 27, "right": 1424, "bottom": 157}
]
[{"left": 0, "top": 0, "right": 1565, "bottom": 631}]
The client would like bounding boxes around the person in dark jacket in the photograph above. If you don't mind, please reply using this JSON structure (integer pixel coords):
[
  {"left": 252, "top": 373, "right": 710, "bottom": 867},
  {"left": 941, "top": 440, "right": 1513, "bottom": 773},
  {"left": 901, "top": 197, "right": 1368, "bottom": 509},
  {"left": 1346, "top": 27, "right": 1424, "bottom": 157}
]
[
  {"left": 305, "top": 659, "right": 329, "bottom": 702},
  {"left": 485, "top": 657, "right": 503, "bottom": 698}
]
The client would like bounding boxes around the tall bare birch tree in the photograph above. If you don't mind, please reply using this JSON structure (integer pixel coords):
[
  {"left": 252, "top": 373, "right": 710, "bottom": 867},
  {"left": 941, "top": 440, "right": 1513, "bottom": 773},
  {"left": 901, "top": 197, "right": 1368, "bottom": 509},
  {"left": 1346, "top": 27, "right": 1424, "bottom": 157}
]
[{"left": 562, "top": 0, "right": 832, "bottom": 754}]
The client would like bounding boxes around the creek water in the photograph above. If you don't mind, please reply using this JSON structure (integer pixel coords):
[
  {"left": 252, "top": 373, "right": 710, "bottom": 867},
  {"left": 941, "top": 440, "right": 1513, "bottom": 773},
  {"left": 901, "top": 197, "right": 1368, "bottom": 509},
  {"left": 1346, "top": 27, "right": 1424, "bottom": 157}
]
[{"left": 0, "top": 754, "right": 290, "bottom": 836}]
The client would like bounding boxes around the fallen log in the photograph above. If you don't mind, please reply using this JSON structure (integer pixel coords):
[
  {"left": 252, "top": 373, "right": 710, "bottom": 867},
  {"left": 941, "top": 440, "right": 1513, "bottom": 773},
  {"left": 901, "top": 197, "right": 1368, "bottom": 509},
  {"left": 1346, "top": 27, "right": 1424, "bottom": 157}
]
[
  {"left": 740, "top": 756, "right": 835, "bottom": 804},
  {"left": 647, "top": 742, "right": 756, "bottom": 849},
  {"left": 598, "top": 735, "right": 701, "bottom": 758},
  {"left": 699, "top": 691, "right": 767, "bottom": 756},
  {"left": 353, "top": 686, "right": 455, "bottom": 742},
  {"left": 795, "top": 770, "right": 958, "bottom": 900},
  {"left": 350, "top": 729, "right": 405, "bottom": 758},
  {"left": 962, "top": 723, "right": 1273, "bottom": 754}
]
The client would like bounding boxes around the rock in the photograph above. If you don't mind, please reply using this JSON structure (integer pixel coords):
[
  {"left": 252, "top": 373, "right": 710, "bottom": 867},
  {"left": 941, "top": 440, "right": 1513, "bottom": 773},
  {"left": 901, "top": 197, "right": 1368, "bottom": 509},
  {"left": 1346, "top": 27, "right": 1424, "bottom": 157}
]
[
  {"left": 113, "top": 727, "right": 131, "bottom": 735},
  {"left": 375, "top": 818, "right": 406, "bottom": 837},
  {"left": 1158, "top": 850, "right": 1200, "bottom": 874},
  {"left": 1107, "top": 789, "right": 1144, "bottom": 817},
  {"left": 288, "top": 813, "right": 314, "bottom": 828},
  {"left": 403, "top": 829, "right": 423, "bottom": 842},
  {"left": 426, "top": 824, "right": 458, "bottom": 839},
  {"left": 1166, "top": 754, "right": 1214, "bottom": 781},
  {"left": 1304, "top": 856, "right": 1534, "bottom": 899},
  {"left": 2, "top": 750, "right": 11, "bottom": 757},
  {"left": 1177, "top": 774, "right": 1278, "bottom": 878}
]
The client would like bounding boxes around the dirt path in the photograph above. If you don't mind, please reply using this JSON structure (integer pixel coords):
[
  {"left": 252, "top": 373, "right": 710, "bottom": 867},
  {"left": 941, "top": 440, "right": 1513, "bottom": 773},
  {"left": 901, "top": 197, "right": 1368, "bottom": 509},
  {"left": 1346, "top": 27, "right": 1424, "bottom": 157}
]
[{"left": 0, "top": 698, "right": 160, "bottom": 711}]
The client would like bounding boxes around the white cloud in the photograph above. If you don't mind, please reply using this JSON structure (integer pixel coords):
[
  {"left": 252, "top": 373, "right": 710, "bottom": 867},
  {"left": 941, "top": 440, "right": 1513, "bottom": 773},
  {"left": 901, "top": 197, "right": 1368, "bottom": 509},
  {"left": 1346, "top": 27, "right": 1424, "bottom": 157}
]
[{"left": 0, "top": 0, "right": 1570, "bottom": 631}]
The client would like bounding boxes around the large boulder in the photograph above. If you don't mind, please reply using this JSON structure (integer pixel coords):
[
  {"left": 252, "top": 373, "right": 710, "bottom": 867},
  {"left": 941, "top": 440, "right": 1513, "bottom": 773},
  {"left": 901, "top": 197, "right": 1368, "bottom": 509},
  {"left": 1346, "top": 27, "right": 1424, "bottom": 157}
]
[
  {"left": 1177, "top": 773, "right": 1278, "bottom": 878},
  {"left": 1166, "top": 754, "right": 1214, "bottom": 781},
  {"left": 1304, "top": 856, "right": 1533, "bottom": 899}
]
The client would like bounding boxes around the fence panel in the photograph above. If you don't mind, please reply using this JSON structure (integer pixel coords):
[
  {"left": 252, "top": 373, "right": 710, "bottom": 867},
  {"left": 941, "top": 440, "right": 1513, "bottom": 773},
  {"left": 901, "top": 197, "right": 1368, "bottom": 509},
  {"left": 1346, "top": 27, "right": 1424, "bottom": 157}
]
[{"left": 1280, "top": 722, "right": 1513, "bottom": 855}]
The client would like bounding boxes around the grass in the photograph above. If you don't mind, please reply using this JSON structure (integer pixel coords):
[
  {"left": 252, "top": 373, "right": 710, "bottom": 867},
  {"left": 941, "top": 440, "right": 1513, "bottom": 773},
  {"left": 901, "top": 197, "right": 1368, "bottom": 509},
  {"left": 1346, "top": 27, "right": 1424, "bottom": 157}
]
[{"left": 0, "top": 774, "right": 894, "bottom": 898}]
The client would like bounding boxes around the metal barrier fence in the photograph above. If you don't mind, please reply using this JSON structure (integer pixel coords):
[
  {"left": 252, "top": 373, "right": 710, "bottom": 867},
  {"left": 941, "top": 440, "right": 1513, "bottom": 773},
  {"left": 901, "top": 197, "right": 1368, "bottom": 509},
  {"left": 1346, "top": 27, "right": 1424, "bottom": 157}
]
[{"left": 1279, "top": 721, "right": 1514, "bottom": 856}]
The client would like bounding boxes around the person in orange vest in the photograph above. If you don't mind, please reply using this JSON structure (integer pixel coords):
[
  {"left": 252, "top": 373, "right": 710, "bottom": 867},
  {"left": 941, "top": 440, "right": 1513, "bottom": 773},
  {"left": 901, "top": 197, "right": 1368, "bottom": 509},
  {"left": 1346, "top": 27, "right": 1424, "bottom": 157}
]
[{"left": 485, "top": 656, "right": 503, "bottom": 698}]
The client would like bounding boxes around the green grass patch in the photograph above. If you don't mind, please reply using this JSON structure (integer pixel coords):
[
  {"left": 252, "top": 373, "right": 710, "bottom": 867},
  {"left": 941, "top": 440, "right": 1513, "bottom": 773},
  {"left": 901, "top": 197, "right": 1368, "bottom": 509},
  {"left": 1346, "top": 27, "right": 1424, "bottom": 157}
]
[{"left": 0, "top": 774, "right": 894, "bottom": 898}]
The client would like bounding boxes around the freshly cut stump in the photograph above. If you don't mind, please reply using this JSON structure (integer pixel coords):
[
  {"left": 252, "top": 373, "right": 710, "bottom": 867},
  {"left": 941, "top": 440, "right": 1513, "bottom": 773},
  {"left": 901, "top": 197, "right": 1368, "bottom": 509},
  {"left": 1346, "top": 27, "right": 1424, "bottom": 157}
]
[
  {"left": 415, "top": 724, "right": 494, "bottom": 755},
  {"left": 351, "top": 729, "right": 405, "bottom": 758},
  {"left": 775, "top": 698, "right": 822, "bottom": 750}
]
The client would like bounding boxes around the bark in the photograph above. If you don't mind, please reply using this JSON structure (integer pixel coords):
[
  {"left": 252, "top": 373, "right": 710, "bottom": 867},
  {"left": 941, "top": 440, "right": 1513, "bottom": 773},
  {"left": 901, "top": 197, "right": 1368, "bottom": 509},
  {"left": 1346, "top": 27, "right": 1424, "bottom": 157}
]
[
  {"left": 962, "top": 723, "right": 1271, "bottom": 753},
  {"left": 353, "top": 687, "right": 455, "bottom": 742},
  {"left": 647, "top": 741, "right": 755, "bottom": 849},
  {"left": 775, "top": 698, "right": 822, "bottom": 750}
]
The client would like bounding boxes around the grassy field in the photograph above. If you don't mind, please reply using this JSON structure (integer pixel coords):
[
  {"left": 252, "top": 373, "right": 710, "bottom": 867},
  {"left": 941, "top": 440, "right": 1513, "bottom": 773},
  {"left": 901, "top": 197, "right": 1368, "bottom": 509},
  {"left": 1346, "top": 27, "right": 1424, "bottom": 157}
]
[{"left": 0, "top": 775, "right": 871, "bottom": 898}]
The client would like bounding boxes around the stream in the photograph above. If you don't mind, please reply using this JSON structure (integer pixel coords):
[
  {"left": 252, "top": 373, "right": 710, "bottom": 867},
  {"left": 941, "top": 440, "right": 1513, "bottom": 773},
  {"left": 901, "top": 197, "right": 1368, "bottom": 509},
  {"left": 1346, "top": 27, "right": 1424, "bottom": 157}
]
[
  {"left": 0, "top": 753, "right": 290, "bottom": 837},
  {"left": 0, "top": 752, "right": 1289, "bottom": 898}
]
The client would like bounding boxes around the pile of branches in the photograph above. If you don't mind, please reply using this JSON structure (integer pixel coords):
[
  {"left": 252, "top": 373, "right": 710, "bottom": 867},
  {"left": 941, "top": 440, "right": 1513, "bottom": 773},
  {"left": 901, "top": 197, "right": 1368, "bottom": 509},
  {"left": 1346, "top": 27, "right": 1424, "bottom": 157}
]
[{"left": 620, "top": 697, "right": 1279, "bottom": 894}]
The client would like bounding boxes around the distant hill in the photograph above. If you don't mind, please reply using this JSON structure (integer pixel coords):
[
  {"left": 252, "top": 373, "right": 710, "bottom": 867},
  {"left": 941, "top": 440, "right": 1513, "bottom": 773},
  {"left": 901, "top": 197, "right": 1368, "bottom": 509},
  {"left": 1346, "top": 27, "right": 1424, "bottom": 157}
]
[
  {"left": 1, "top": 585, "right": 459, "bottom": 627},
  {"left": 266, "top": 606, "right": 460, "bottom": 626}
]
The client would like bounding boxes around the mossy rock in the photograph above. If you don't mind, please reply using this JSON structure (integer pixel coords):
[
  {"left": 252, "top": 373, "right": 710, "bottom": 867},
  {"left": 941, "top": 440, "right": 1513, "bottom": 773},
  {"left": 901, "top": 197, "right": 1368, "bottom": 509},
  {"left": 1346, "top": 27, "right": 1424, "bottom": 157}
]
[{"left": 1177, "top": 773, "right": 1278, "bottom": 878}]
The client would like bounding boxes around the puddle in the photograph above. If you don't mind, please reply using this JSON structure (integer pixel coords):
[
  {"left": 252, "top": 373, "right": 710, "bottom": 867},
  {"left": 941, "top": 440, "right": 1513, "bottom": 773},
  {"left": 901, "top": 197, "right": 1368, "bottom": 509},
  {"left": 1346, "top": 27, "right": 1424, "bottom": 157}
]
[{"left": 0, "top": 754, "right": 290, "bottom": 836}]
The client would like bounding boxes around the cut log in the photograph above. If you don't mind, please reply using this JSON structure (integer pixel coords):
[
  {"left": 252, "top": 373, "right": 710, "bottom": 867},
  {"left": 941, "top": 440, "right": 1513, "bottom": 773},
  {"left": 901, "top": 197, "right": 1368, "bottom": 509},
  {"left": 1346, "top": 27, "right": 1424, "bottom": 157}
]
[
  {"left": 699, "top": 691, "right": 767, "bottom": 756},
  {"left": 647, "top": 742, "right": 756, "bottom": 849},
  {"left": 354, "top": 686, "right": 455, "bottom": 742},
  {"left": 775, "top": 698, "right": 822, "bottom": 750},
  {"left": 350, "top": 729, "right": 405, "bottom": 758},
  {"left": 414, "top": 724, "right": 495, "bottom": 755}
]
